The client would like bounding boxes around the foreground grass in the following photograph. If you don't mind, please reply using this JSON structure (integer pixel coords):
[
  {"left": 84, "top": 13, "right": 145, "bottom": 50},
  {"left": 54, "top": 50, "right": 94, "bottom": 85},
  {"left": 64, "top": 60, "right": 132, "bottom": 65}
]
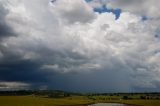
[
  {"left": 95, "top": 100, "right": 160, "bottom": 106},
  {"left": 119, "top": 100, "right": 160, "bottom": 106},
  {"left": 0, "top": 96, "right": 160, "bottom": 106},
  {"left": 90, "top": 95, "right": 160, "bottom": 106},
  {"left": 0, "top": 96, "right": 93, "bottom": 106}
]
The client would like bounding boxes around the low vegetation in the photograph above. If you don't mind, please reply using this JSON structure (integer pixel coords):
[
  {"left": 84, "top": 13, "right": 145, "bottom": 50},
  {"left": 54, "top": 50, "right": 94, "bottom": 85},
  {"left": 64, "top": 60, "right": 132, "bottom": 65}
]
[{"left": 0, "top": 90, "right": 160, "bottom": 106}]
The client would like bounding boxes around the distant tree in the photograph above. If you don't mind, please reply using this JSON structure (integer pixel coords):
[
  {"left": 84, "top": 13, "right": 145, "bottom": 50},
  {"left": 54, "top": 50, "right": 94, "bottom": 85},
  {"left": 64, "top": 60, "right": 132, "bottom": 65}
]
[
  {"left": 146, "top": 97, "right": 150, "bottom": 100},
  {"left": 140, "top": 96, "right": 146, "bottom": 100},
  {"left": 64, "top": 93, "right": 70, "bottom": 97},
  {"left": 123, "top": 96, "right": 128, "bottom": 100}
]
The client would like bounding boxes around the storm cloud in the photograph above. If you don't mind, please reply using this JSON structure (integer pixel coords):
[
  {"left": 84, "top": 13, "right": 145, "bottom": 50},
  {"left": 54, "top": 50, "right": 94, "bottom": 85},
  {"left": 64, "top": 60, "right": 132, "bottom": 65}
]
[
  {"left": 0, "top": 0, "right": 160, "bottom": 92},
  {"left": 0, "top": 3, "right": 15, "bottom": 39}
]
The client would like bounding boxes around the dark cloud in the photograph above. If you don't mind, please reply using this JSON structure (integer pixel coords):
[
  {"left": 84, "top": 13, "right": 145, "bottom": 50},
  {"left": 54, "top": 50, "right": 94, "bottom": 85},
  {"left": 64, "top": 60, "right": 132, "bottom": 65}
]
[
  {"left": 0, "top": 4, "right": 15, "bottom": 39},
  {"left": 0, "top": 60, "right": 45, "bottom": 83},
  {"left": 0, "top": 44, "right": 90, "bottom": 90}
]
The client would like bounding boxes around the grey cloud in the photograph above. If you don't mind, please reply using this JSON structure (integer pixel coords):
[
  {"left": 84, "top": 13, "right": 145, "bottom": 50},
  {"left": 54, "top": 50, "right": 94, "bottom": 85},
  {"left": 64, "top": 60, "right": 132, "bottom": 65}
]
[
  {"left": 50, "top": 0, "right": 96, "bottom": 24},
  {"left": 0, "top": 81, "right": 30, "bottom": 91},
  {"left": 89, "top": 0, "right": 160, "bottom": 21},
  {"left": 0, "top": 3, "right": 15, "bottom": 39},
  {"left": 0, "top": 0, "right": 160, "bottom": 92},
  {"left": 107, "top": 0, "right": 160, "bottom": 19}
]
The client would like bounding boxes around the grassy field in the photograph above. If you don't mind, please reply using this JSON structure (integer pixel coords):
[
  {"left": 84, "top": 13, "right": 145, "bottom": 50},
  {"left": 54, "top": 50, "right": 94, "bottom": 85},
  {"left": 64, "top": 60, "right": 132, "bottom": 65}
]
[
  {"left": 0, "top": 96, "right": 93, "bottom": 106},
  {"left": 0, "top": 95, "right": 160, "bottom": 106},
  {"left": 90, "top": 95, "right": 160, "bottom": 106},
  {"left": 93, "top": 99, "right": 160, "bottom": 106},
  {"left": 118, "top": 100, "right": 160, "bottom": 106}
]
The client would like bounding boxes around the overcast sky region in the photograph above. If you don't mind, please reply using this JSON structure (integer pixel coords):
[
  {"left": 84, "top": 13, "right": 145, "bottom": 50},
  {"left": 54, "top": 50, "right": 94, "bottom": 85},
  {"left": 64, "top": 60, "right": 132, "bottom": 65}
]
[{"left": 0, "top": 0, "right": 160, "bottom": 92}]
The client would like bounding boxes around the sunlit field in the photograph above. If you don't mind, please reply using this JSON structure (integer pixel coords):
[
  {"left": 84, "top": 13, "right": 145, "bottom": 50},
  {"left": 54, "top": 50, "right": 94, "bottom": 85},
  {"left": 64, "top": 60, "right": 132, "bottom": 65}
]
[
  {"left": 0, "top": 96, "right": 93, "bottom": 106},
  {"left": 0, "top": 95, "right": 160, "bottom": 106}
]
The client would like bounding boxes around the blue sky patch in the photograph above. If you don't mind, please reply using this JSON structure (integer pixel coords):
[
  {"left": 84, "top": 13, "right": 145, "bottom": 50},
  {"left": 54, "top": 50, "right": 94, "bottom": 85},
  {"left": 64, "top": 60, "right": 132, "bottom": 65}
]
[
  {"left": 85, "top": 0, "right": 121, "bottom": 19},
  {"left": 94, "top": 5, "right": 121, "bottom": 20}
]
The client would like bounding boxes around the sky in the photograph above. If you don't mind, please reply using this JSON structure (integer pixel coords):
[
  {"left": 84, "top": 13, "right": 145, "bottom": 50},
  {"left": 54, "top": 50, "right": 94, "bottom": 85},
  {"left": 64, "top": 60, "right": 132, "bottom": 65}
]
[{"left": 0, "top": 0, "right": 160, "bottom": 92}]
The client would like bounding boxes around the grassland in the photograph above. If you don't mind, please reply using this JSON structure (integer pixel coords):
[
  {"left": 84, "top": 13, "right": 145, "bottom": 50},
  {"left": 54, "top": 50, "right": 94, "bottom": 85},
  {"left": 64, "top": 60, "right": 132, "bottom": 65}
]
[
  {"left": 89, "top": 95, "right": 160, "bottom": 106},
  {"left": 0, "top": 91, "right": 160, "bottom": 106},
  {"left": 91, "top": 98, "right": 160, "bottom": 106},
  {"left": 0, "top": 95, "right": 160, "bottom": 106},
  {"left": 116, "top": 100, "right": 160, "bottom": 106},
  {"left": 0, "top": 95, "right": 93, "bottom": 106}
]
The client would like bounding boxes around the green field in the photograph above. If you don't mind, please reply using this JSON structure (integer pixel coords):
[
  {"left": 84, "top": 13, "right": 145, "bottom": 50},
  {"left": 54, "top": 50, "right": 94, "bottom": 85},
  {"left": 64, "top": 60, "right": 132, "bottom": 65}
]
[
  {"left": 0, "top": 96, "right": 93, "bottom": 106},
  {"left": 116, "top": 100, "right": 160, "bottom": 106},
  {"left": 0, "top": 95, "right": 160, "bottom": 106},
  {"left": 89, "top": 95, "right": 160, "bottom": 106}
]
